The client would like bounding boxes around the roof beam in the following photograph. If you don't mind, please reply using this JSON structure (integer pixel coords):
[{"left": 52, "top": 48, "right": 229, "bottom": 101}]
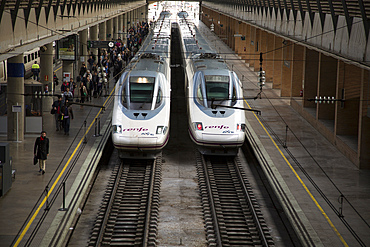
[
  {"left": 340, "top": 0, "right": 353, "bottom": 36},
  {"left": 357, "top": 0, "right": 369, "bottom": 39},
  {"left": 327, "top": 0, "right": 338, "bottom": 32}
]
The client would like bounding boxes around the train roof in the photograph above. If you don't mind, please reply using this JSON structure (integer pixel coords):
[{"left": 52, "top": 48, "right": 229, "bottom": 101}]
[
  {"left": 179, "top": 18, "right": 229, "bottom": 71},
  {"left": 126, "top": 15, "right": 171, "bottom": 74}
]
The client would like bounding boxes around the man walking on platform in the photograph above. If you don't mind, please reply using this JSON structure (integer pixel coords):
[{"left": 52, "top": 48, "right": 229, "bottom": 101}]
[
  {"left": 31, "top": 61, "right": 40, "bottom": 81},
  {"left": 34, "top": 131, "right": 49, "bottom": 174},
  {"left": 61, "top": 99, "right": 74, "bottom": 135},
  {"left": 52, "top": 96, "right": 63, "bottom": 131}
]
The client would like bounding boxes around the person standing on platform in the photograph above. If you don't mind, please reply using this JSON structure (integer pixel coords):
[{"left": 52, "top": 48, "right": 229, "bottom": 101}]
[
  {"left": 79, "top": 83, "right": 87, "bottom": 109},
  {"left": 31, "top": 61, "right": 40, "bottom": 81},
  {"left": 62, "top": 87, "right": 73, "bottom": 104},
  {"left": 70, "top": 78, "right": 76, "bottom": 96},
  {"left": 85, "top": 75, "right": 93, "bottom": 102},
  {"left": 61, "top": 80, "right": 70, "bottom": 93},
  {"left": 34, "top": 131, "right": 49, "bottom": 174},
  {"left": 61, "top": 99, "right": 74, "bottom": 135},
  {"left": 52, "top": 96, "right": 63, "bottom": 131},
  {"left": 53, "top": 72, "right": 59, "bottom": 86},
  {"left": 87, "top": 55, "right": 95, "bottom": 71}
]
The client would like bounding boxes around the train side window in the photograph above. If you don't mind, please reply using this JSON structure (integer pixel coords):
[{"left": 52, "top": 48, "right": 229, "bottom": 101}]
[
  {"left": 196, "top": 84, "right": 204, "bottom": 106},
  {"left": 34, "top": 52, "right": 38, "bottom": 58},
  {"left": 121, "top": 86, "right": 127, "bottom": 103},
  {"left": 37, "top": 51, "right": 40, "bottom": 57},
  {"left": 31, "top": 53, "right": 34, "bottom": 61},
  {"left": 24, "top": 56, "right": 27, "bottom": 64},
  {"left": 28, "top": 54, "right": 31, "bottom": 62},
  {"left": 156, "top": 88, "right": 162, "bottom": 104},
  {"left": 232, "top": 86, "right": 237, "bottom": 103}
]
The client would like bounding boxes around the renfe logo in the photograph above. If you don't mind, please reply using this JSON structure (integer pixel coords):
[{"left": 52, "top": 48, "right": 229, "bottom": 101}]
[
  {"left": 204, "top": 125, "right": 229, "bottom": 129},
  {"left": 122, "top": 127, "right": 149, "bottom": 132}
]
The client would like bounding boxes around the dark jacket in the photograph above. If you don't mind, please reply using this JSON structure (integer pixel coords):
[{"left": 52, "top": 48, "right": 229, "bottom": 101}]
[
  {"left": 52, "top": 100, "right": 63, "bottom": 114},
  {"left": 34, "top": 137, "right": 49, "bottom": 160},
  {"left": 61, "top": 82, "right": 70, "bottom": 92},
  {"left": 61, "top": 105, "right": 74, "bottom": 119}
]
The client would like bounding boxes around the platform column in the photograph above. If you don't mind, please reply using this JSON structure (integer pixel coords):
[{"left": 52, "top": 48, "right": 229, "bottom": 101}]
[
  {"left": 40, "top": 42, "right": 53, "bottom": 109},
  {"left": 253, "top": 28, "right": 260, "bottom": 71},
  {"left": 291, "top": 44, "right": 304, "bottom": 97},
  {"left": 127, "top": 11, "right": 131, "bottom": 29},
  {"left": 106, "top": 18, "right": 113, "bottom": 41},
  {"left": 7, "top": 54, "right": 24, "bottom": 141},
  {"left": 265, "top": 33, "right": 274, "bottom": 82},
  {"left": 79, "top": 29, "right": 88, "bottom": 71},
  {"left": 139, "top": 6, "right": 144, "bottom": 23},
  {"left": 249, "top": 26, "right": 256, "bottom": 68},
  {"left": 118, "top": 14, "right": 124, "bottom": 39},
  {"left": 335, "top": 61, "right": 361, "bottom": 147},
  {"left": 303, "top": 48, "right": 319, "bottom": 109},
  {"left": 281, "top": 40, "right": 293, "bottom": 96},
  {"left": 317, "top": 53, "right": 337, "bottom": 127},
  {"left": 90, "top": 25, "right": 98, "bottom": 56},
  {"left": 273, "top": 36, "right": 283, "bottom": 89},
  {"left": 113, "top": 17, "right": 119, "bottom": 40},
  {"left": 359, "top": 70, "right": 370, "bottom": 168},
  {"left": 99, "top": 21, "right": 106, "bottom": 41}
]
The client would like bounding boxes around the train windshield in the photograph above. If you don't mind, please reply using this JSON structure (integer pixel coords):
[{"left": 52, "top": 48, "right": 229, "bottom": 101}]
[
  {"left": 129, "top": 76, "right": 155, "bottom": 103},
  {"left": 204, "top": 75, "right": 229, "bottom": 100}
]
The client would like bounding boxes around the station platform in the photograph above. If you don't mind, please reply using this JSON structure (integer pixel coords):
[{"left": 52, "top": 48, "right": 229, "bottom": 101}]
[
  {"left": 0, "top": 74, "right": 116, "bottom": 247},
  {"left": 0, "top": 20, "right": 369, "bottom": 247},
  {"left": 196, "top": 21, "right": 370, "bottom": 246}
]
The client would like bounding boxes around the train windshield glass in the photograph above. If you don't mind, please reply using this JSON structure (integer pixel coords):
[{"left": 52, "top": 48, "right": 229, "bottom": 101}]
[
  {"left": 204, "top": 75, "right": 229, "bottom": 100},
  {"left": 129, "top": 76, "right": 155, "bottom": 103}
]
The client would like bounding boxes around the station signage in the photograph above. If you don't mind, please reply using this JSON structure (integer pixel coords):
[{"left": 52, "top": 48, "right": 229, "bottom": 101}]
[
  {"left": 88, "top": 41, "right": 115, "bottom": 49},
  {"left": 57, "top": 35, "right": 77, "bottom": 61}
]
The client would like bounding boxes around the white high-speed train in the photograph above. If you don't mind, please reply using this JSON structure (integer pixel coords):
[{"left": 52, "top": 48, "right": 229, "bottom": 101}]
[
  {"left": 112, "top": 11, "right": 171, "bottom": 158},
  {"left": 178, "top": 13, "right": 246, "bottom": 155}
]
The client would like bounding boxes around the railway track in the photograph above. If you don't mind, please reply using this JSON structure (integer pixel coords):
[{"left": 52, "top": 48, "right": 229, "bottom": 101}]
[
  {"left": 197, "top": 153, "right": 274, "bottom": 246},
  {"left": 89, "top": 156, "right": 162, "bottom": 247}
]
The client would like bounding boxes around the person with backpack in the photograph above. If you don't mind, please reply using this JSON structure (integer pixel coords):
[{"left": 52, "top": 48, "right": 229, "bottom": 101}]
[{"left": 51, "top": 96, "right": 63, "bottom": 131}]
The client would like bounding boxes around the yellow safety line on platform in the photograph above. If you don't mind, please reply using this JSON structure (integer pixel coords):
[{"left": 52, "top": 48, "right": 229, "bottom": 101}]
[
  {"left": 244, "top": 99, "right": 348, "bottom": 247},
  {"left": 13, "top": 83, "right": 116, "bottom": 247}
]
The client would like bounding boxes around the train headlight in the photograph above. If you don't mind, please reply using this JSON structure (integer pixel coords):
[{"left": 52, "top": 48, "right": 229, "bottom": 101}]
[
  {"left": 237, "top": 124, "right": 246, "bottom": 131},
  {"left": 113, "top": 125, "right": 122, "bottom": 133},
  {"left": 194, "top": 122, "right": 203, "bottom": 131},
  {"left": 156, "top": 126, "right": 164, "bottom": 134}
]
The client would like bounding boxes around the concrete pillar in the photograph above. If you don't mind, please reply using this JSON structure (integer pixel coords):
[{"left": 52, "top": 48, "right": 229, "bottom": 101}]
[
  {"left": 113, "top": 17, "right": 119, "bottom": 40},
  {"left": 291, "top": 44, "right": 304, "bottom": 97},
  {"left": 127, "top": 11, "right": 131, "bottom": 28},
  {"left": 359, "top": 70, "right": 370, "bottom": 168},
  {"left": 99, "top": 21, "right": 106, "bottom": 41},
  {"left": 106, "top": 18, "right": 113, "bottom": 41},
  {"left": 40, "top": 42, "right": 53, "bottom": 110},
  {"left": 253, "top": 28, "right": 261, "bottom": 71},
  {"left": 273, "top": 36, "right": 283, "bottom": 89},
  {"left": 118, "top": 14, "right": 124, "bottom": 39},
  {"left": 132, "top": 9, "right": 135, "bottom": 26},
  {"left": 79, "top": 29, "right": 88, "bottom": 71},
  {"left": 7, "top": 54, "right": 24, "bottom": 141},
  {"left": 249, "top": 26, "right": 256, "bottom": 68},
  {"left": 138, "top": 6, "right": 143, "bottom": 23},
  {"left": 265, "top": 33, "right": 274, "bottom": 82},
  {"left": 317, "top": 53, "right": 337, "bottom": 123},
  {"left": 90, "top": 25, "right": 98, "bottom": 56},
  {"left": 303, "top": 48, "right": 319, "bottom": 109},
  {"left": 335, "top": 62, "right": 360, "bottom": 136},
  {"left": 281, "top": 40, "right": 293, "bottom": 96}
]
